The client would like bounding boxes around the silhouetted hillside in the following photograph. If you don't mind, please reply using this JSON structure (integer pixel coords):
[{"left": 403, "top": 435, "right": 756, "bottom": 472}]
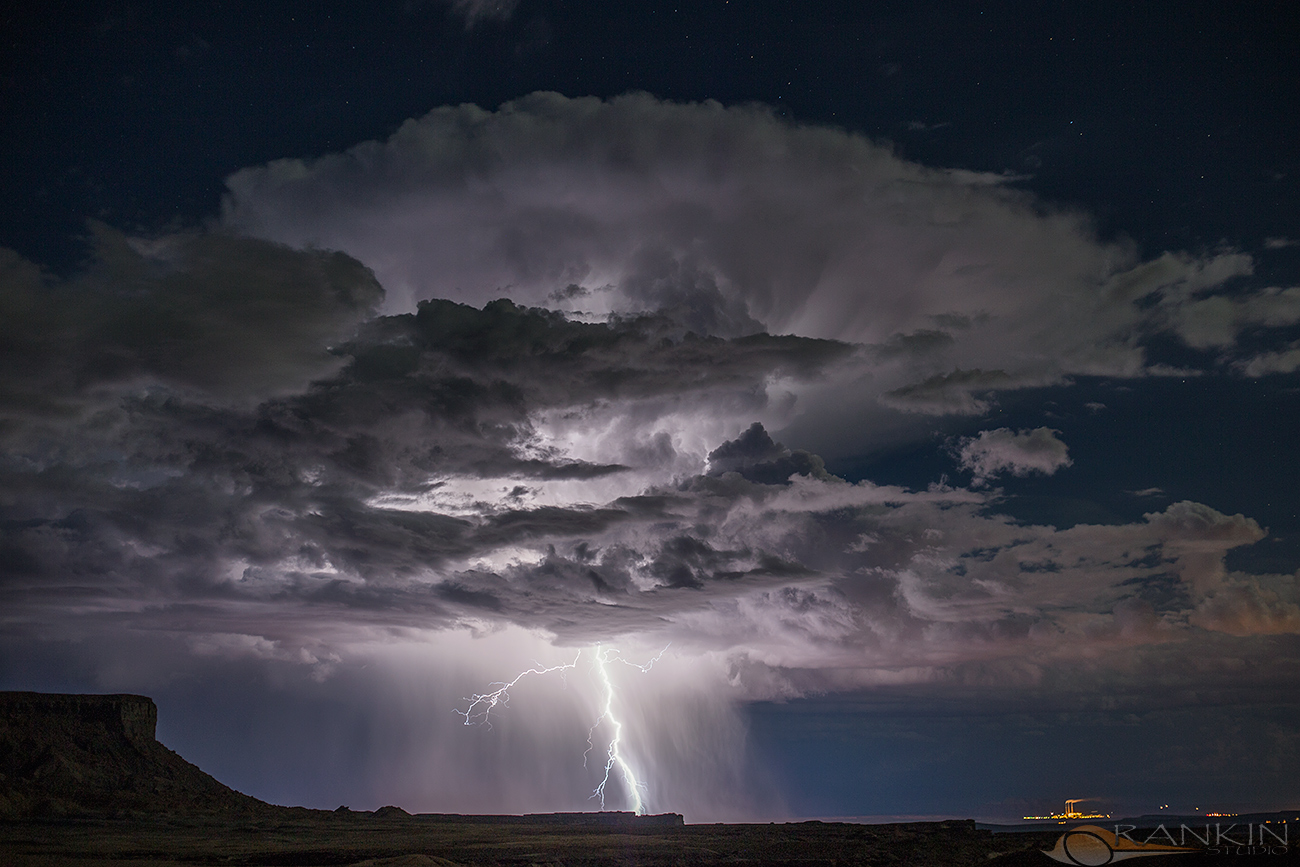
[{"left": 0, "top": 691, "right": 269, "bottom": 818}]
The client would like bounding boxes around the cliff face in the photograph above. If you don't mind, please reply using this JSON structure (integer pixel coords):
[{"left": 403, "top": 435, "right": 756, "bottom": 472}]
[
  {"left": 0, "top": 691, "right": 269, "bottom": 818},
  {"left": 0, "top": 692, "right": 158, "bottom": 747}
]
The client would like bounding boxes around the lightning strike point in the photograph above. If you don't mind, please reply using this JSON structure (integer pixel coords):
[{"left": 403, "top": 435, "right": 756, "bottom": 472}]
[
  {"left": 459, "top": 643, "right": 669, "bottom": 815},
  {"left": 587, "top": 645, "right": 647, "bottom": 814}
]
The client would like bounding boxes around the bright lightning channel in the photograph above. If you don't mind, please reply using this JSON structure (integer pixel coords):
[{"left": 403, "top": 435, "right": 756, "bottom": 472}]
[
  {"left": 456, "top": 644, "right": 668, "bottom": 814},
  {"left": 455, "top": 652, "right": 580, "bottom": 727},
  {"left": 585, "top": 644, "right": 667, "bottom": 814}
]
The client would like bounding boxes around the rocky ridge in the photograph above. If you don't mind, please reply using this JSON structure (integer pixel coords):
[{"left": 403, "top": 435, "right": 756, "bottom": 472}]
[{"left": 0, "top": 691, "right": 269, "bottom": 818}]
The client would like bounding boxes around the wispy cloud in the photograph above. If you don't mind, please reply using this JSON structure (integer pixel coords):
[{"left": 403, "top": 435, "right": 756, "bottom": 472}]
[{"left": 443, "top": 0, "right": 521, "bottom": 27}]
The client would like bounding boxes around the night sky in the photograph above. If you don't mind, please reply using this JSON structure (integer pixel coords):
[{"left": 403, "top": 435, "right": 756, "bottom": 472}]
[{"left": 2, "top": 0, "right": 1299, "bottom": 822}]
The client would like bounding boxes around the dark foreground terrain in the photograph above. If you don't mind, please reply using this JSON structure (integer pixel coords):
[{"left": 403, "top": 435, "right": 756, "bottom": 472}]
[
  {"left": 5, "top": 810, "right": 1298, "bottom": 867},
  {"left": 1, "top": 810, "right": 1047, "bottom": 867},
  {"left": 0, "top": 692, "right": 1294, "bottom": 865}
]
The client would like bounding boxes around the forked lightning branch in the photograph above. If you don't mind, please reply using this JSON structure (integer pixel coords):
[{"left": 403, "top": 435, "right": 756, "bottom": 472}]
[{"left": 455, "top": 645, "right": 669, "bottom": 815}]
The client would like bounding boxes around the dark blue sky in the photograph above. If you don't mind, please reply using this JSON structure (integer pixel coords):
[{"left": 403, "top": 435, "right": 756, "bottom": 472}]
[
  {"left": 2, "top": 0, "right": 1299, "bottom": 821},
  {"left": 6, "top": 1, "right": 1297, "bottom": 266}
]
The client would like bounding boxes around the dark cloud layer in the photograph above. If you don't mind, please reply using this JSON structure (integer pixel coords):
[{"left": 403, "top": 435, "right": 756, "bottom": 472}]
[
  {"left": 0, "top": 226, "right": 381, "bottom": 413},
  {"left": 1, "top": 230, "right": 856, "bottom": 651},
  {"left": 5, "top": 222, "right": 1290, "bottom": 694}
]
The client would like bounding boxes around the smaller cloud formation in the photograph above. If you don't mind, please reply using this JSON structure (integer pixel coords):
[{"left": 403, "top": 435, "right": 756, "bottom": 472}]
[
  {"left": 1237, "top": 341, "right": 1300, "bottom": 377},
  {"left": 706, "top": 423, "right": 830, "bottom": 485},
  {"left": 1166, "top": 284, "right": 1300, "bottom": 350},
  {"left": 956, "top": 426, "right": 1072, "bottom": 487},
  {"left": 1190, "top": 574, "right": 1300, "bottom": 636}
]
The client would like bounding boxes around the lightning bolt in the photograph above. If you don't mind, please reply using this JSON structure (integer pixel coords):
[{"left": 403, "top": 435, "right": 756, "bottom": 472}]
[
  {"left": 585, "top": 644, "right": 666, "bottom": 814},
  {"left": 457, "top": 643, "right": 668, "bottom": 814},
  {"left": 454, "top": 651, "right": 580, "bottom": 728}
]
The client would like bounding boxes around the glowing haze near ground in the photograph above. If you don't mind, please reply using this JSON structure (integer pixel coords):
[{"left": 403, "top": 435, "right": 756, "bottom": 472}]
[{"left": 2, "top": 1, "right": 1298, "bottom": 822}]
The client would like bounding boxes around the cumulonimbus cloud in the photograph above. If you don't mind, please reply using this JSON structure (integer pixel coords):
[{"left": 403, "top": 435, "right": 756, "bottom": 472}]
[
  {"left": 5, "top": 91, "right": 1300, "bottom": 817},
  {"left": 4, "top": 102, "right": 1295, "bottom": 695}
]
